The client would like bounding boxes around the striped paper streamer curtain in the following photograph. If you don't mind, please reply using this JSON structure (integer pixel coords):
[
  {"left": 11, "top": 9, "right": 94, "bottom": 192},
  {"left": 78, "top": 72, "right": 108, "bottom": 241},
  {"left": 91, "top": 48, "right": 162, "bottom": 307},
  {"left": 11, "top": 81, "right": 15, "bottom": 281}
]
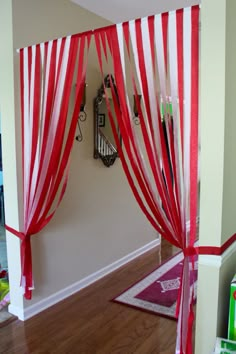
[
  {"left": 94, "top": 6, "right": 199, "bottom": 354},
  {"left": 6, "top": 33, "right": 91, "bottom": 300}
]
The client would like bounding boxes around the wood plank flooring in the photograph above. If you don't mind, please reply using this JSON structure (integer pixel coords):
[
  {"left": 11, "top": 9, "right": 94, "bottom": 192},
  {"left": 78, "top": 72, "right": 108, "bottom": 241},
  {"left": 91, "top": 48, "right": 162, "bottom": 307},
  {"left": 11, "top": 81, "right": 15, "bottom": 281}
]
[{"left": 0, "top": 239, "right": 182, "bottom": 354}]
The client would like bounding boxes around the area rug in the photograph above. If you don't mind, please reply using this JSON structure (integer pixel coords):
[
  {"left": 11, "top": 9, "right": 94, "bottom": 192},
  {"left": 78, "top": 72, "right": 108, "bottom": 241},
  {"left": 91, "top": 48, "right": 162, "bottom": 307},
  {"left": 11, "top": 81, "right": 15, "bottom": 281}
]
[{"left": 112, "top": 251, "right": 198, "bottom": 320}]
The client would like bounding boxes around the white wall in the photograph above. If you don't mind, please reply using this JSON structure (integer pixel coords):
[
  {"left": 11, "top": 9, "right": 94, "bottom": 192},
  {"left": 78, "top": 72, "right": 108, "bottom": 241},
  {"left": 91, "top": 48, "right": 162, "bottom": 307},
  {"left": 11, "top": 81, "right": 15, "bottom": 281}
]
[{"left": 6, "top": 0, "right": 157, "bottom": 313}]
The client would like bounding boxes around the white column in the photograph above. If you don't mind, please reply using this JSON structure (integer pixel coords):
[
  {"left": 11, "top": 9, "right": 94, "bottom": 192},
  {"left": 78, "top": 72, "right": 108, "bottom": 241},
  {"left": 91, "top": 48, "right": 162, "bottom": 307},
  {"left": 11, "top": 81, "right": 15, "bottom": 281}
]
[
  {"left": 0, "top": 1, "right": 24, "bottom": 318},
  {"left": 196, "top": 0, "right": 236, "bottom": 352}
]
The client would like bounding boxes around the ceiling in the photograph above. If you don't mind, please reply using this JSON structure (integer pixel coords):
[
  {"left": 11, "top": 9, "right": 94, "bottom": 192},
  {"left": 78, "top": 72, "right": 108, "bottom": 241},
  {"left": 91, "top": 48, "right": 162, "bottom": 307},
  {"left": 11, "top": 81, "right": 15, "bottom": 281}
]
[{"left": 71, "top": 0, "right": 200, "bottom": 23}]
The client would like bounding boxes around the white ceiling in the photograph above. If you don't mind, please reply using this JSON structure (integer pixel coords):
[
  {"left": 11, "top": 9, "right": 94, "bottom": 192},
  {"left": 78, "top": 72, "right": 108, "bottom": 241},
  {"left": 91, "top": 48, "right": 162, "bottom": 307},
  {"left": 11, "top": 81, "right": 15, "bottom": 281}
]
[{"left": 71, "top": 0, "right": 200, "bottom": 23}]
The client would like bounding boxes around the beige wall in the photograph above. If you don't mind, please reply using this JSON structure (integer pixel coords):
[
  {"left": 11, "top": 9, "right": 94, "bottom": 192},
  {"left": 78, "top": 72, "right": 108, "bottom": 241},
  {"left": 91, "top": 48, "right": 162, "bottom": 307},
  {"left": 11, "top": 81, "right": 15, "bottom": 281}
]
[
  {"left": 221, "top": 0, "right": 236, "bottom": 243},
  {"left": 2, "top": 0, "right": 157, "bottom": 310},
  {"left": 198, "top": 0, "right": 225, "bottom": 250}
]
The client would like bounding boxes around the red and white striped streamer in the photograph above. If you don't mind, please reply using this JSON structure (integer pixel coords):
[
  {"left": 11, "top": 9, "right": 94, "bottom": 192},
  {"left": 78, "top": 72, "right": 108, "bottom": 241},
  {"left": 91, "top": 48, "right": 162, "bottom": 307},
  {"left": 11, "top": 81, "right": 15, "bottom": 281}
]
[
  {"left": 6, "top": 32, "right": 91, "bottom": 299},
  {"left": 6, "top": 5, "right": 199, "bottom": 352},
  {"left": 94, "top": 6, "right": 199, "bottom": 354}
]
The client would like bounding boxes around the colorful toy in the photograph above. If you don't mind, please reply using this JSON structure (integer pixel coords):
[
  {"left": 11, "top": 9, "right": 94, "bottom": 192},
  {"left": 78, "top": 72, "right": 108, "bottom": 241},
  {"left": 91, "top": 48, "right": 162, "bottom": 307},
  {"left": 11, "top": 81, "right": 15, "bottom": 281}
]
[
  {"left": 0, "top": 292, "right": 10, "bottom": 310},
  {"left": 228, "top": 273, "right": 236, "bottom": 340},
  {"left": 0, "top": 265, "right": 10, "bottom": 309},
  {"left": 0, "top": 269, "right": 7, "bottom": 279}
]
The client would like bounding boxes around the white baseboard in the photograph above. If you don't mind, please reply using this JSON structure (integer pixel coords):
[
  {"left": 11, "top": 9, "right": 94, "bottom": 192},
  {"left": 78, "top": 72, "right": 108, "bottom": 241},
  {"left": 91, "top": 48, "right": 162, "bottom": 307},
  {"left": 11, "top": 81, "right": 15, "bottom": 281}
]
[{"left": 16, "top": 238, "right": 160, "bottom": 321}]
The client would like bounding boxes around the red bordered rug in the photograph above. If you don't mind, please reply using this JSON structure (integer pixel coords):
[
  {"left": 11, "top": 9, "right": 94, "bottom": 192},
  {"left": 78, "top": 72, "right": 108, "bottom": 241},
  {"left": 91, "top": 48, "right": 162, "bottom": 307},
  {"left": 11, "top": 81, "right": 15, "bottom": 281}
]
[{"left": 112, "top": 251, "right": 197, "bottom": 320}]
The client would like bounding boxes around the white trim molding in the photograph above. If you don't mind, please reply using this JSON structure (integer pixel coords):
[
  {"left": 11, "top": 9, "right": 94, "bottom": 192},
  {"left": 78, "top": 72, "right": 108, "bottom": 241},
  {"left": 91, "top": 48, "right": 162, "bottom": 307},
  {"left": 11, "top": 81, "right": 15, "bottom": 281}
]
[
  {"left": 8, "top": 304, "right": 25, "bottom": 321},
  {"left": 11, "top": 238, "right": 160, "bottom": 321},
  {"left": 199, "top": 239, "right": 236, "bottom": 268}
]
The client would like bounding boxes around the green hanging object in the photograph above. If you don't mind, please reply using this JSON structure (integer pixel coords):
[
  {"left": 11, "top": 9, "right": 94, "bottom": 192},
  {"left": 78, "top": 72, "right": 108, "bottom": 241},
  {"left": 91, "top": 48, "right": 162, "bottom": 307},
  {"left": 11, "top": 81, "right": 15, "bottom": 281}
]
[{"left": 161, "top": 102, "right": 173, "bottom": 118}]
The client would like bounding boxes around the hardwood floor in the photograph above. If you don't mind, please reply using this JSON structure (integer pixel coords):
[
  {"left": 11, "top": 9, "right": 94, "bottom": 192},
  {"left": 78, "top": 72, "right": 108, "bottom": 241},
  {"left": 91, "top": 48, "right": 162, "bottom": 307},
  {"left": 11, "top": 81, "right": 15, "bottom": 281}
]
[{"left": 0, "top": 240, "right": 181, "bottom": 354}]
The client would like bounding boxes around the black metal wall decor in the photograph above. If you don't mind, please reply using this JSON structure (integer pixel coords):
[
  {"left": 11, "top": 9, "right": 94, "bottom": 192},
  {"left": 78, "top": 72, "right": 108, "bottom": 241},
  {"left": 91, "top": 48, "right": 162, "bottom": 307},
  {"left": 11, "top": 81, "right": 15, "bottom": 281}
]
[
  {"left": 76, "top": 83, "right": 87, "bottom": 142},
  {"left": 93, "top": 75, "right": 122, "bottom": 167},
  {"left": 133, "top": 94, "right": 141, "bottom": 125}
]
